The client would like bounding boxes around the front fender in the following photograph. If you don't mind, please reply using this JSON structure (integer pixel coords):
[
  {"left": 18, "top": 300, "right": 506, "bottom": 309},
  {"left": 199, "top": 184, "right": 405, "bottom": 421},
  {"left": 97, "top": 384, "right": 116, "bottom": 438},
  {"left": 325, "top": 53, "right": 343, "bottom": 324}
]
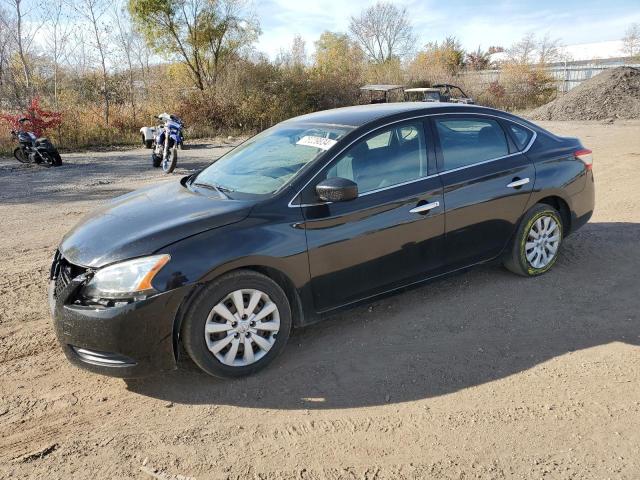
[{"left": 151, "top": 205, "right": 316, "bottom": 325}]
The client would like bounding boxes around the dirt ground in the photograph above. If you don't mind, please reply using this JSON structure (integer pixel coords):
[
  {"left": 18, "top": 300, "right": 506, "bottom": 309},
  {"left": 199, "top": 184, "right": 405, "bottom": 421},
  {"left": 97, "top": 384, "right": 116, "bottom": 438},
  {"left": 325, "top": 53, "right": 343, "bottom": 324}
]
[{"left": 0, "top": 122, "right": 639, "bottom": 479}]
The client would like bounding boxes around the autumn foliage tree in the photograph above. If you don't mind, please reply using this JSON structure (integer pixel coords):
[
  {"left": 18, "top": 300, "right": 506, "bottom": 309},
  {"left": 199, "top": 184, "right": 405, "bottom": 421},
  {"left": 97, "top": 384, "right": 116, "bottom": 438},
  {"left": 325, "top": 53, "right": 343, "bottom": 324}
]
[
  {"left": 0, "top": 97, "right": 63, "bottom": 137},
  {"left": 128, "top": 0, "right": 259, "bottom": 91}
]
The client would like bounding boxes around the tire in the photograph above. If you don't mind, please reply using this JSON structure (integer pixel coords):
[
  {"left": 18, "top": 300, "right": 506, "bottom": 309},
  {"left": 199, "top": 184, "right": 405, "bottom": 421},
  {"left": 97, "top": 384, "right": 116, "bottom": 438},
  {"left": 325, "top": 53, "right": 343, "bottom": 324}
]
[
  {"left": 51, "top": 152, "right": 62, "bottom": 166},
  {"left": 162, "top": 147, "right": 177, "bottom": 174},
  {"left": 145, "top": 139, "right": 153, "bottom": 149},
  {"left": 504, "top": 203, "right": 564, "bottom": 277},
  {"left": 181, "top": 270, "right": 292, "bottom": 378},
  {"left": 14, "top": 147, "right": 29, "bottom": 164},
  {"left": 152, "top": 153, "right": 161, "bottom": 168}
]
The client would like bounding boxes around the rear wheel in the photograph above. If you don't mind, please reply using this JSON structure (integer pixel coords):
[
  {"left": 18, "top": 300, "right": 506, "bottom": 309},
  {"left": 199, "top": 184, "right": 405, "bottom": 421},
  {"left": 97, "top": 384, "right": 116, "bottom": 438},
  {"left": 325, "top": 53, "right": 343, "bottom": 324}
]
[
  {"left": 152, "top": 153, "right": 161, "bottom": 168},
  {"left": 504, "top": 203, "right": 563, "bottom": 276},
  {"left": 51, "top": 152, "right": 62, "bottom": 166},
  {"left": 181, "top": 270, "right": 292, "bottom": 378}
]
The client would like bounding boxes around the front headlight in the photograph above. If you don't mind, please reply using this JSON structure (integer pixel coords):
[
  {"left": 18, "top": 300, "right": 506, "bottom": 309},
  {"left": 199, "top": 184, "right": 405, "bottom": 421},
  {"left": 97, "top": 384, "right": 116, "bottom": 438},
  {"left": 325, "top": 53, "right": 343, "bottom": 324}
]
[{"left": 83, "top": 254, "right": 170, "bottom": 300}]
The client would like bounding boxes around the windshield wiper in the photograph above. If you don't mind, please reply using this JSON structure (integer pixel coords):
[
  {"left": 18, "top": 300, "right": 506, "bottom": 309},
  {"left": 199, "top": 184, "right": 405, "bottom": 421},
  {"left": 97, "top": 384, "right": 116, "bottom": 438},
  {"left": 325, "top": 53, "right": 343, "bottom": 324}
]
[{"left": 193, "top": 182, "right": 234, "bottom": 199}]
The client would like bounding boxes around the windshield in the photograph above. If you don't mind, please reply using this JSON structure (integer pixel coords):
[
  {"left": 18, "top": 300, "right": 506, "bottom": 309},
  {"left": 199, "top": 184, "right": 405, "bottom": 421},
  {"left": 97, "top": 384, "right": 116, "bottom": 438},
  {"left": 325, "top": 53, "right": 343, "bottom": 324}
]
[{"left": 193, "top": 123, "right": 353, "bottom": 196}]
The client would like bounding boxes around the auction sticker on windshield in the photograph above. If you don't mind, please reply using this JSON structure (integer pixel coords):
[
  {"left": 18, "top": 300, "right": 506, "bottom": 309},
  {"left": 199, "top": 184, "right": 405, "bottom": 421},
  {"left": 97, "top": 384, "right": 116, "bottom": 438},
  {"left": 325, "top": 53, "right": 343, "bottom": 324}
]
[{"left": 296, "top": 136, "right": 337, "bottom": 151}]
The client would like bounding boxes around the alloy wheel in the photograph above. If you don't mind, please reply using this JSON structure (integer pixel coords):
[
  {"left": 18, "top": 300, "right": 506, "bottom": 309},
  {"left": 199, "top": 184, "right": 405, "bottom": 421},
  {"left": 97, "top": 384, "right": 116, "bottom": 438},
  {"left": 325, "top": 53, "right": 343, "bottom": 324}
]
[
  {"left": 525, "top": 215, "right": 560, "bottom": 269},
  {"left": 204, "top": 288, "right": 280, "bottom": 367}
]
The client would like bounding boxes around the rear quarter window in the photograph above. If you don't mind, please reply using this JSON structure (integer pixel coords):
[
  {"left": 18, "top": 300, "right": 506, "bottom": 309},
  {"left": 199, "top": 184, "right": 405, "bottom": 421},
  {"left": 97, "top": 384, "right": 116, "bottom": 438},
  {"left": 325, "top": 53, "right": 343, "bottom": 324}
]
[{"left": 506, "top": 122, "right": 534, "bottom": 150}]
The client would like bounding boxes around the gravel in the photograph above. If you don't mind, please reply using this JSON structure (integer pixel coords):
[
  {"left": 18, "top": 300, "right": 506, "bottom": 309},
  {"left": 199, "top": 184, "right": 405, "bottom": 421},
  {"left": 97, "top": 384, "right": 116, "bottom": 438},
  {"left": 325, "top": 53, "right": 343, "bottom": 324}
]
[
  {"left": 1, "top": 124, "right": 639, "bottom": 479},
  {"left": 529, "top": 66, "right": 640, "bottom": 121}
]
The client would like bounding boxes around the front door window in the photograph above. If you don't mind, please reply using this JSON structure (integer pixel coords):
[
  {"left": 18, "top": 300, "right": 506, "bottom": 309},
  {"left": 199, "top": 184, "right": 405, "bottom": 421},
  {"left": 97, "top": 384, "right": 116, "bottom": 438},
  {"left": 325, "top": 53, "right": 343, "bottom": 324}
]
[{"left": 325, "top": 122, "right": 428, "bottom": 194}]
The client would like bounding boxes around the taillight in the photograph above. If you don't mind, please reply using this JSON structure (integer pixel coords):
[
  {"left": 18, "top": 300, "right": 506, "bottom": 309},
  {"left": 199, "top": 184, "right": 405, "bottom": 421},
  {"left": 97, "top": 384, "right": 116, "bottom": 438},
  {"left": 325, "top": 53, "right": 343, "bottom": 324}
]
[{"left": 575, "top": 149, "right": 593, "bottom": 170}]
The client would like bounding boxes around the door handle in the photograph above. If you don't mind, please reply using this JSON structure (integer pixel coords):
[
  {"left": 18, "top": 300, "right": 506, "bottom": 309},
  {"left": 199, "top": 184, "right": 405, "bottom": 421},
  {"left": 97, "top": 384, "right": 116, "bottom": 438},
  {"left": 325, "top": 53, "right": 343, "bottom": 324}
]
[
  {"left": 507, "top": 177, "right": 530, "bottom": 188},
  {"left": 410, "top": 201, "right": 440, "bottom": 214}
]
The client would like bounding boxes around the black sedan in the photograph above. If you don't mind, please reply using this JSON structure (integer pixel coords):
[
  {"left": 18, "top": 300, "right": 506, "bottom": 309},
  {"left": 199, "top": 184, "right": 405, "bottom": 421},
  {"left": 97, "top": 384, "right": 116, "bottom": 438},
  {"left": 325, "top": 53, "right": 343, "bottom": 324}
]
[{"left": 50, "top": 103, "right": 595, "bottom": 378}]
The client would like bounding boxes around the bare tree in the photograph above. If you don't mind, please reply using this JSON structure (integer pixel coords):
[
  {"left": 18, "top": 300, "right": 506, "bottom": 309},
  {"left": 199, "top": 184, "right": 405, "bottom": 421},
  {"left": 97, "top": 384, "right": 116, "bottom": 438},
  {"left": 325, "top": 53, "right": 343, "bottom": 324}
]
[
  {"left": 348, "top": 2, "right": 414, "bottom": 63},
  {"left": 622, "top": 23, "right": 640, "bottom": 58},
  {"left": 506, "top": 32, "right": 561, "bottom": 65},
  {"left": 506, "top": 32, "right": 537, "bottom": 64},
  {"left": 71, "top": 0, "right": 112, "bottom": 125},
  {"left": 1, "top": 0, "right": 42, "bottom": 101},
  {"left": 131, "top": 32, "right": 152, "bottom": 96},
  {"left": 112, "top": 3, "right": 137, "bottom": 122},
  {"left": 0, "top": 7, "right": 13, "bottom": 92},
  {"left": 537, "top": 33, "right": 561, "bottom": 64},
  {"left": 42, "top": 0, "right": 75, "bottom": 109},
  {"left": 290, "top": 35, "right": 307, "bottom": 67}
]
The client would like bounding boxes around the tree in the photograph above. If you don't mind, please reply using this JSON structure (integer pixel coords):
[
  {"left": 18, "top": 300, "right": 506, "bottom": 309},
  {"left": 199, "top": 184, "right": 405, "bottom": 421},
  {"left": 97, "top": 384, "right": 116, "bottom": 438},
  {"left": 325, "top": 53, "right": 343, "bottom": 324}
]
[
  {"left": 0, "top": 7, "right": 13, "bottom": 91},
  {"left": 348, "top": 2, "right": 414, "bottom": 63},
  {"left": 466, "top": 46, "right": 489, "bottom": 71},
  {"left": 314, "top": 31, "right": 363, "bottom": 77},
  {"left": 408, "top": 36, "right": 465, "bottom": 83},
  {"left": 1, "top": 0, "right": 42, "bottom": 102},
  {"left": 71, "top": 0, "right": 113, "bottom": 126},
  {"left": 42, "top": 0, "right": 75, "bottom": 109},
  {"left": 290, "top": 35, "right": 307, "bottom": 68},
  {"left": 506, "top": 32, "right": 537, "bottom": 64},
  {"left": 536, "top": 33, "right": 561, "bottom": 64},
  {"left": 112, "top": 3, "right": 138, "bottom": 122},
  {"left": 0, "top": 97, "right": 62, "bottom": 136},
  {"left": 278, "top": 34, "right": 307, "bottom": 69},
  {"left": 506, "top": 32, "right": 561, "bottom": 65},
  {"left": 312, "top": 31, "right": 364, "bottom": 107},
  {"left": 622, "top": 23, "right": 640, "bottom": 58},
  {"left": 128, "top": 0, "right": 259, "bottom": 90}
]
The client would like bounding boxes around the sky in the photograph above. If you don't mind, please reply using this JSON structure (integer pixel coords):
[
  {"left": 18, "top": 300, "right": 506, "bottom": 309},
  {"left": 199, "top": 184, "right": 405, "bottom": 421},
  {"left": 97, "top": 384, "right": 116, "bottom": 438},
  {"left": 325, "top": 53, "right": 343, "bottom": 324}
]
[{"left": 254, "top": 0, "right": 640, "bottom": 58}]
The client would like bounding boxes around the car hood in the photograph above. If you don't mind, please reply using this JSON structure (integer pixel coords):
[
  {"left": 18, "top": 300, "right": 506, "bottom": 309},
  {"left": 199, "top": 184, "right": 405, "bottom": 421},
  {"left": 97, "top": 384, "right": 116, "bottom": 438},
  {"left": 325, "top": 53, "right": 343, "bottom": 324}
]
[{"left": 59, "top": 180, "right": 254, "bottom": 268}]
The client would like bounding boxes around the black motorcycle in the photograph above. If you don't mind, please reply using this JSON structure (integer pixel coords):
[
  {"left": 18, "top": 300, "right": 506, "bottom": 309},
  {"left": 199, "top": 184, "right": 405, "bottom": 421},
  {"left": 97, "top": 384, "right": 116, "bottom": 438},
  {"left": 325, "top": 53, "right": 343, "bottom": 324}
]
[{"left": 11, "top": 118, "right": 62, "bottom": 166}]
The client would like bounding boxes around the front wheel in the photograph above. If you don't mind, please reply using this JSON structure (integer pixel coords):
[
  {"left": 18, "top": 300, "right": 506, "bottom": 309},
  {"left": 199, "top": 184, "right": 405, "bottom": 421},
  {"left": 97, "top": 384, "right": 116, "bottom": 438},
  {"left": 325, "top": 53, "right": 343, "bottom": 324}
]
[
  {"left": 13, "top": 147, "right": 30, "bottom": 164},
  {"left": 503, "top": 203, "right": 563, "bottom": 276},
  {"left": 181, "top": 270, "right": 292, "bottom": 378},
  {"left": 162, "top": 147, "right": 177, "bottom": 174}
]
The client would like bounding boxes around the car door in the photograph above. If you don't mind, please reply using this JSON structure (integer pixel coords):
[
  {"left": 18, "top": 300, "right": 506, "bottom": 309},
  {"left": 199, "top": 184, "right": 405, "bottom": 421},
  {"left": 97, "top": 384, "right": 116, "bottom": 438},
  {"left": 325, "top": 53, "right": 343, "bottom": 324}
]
[
  {"left": 432, "top": 114, "right": 535, "bottom": 269},
  {"left": 297, "top": 120, "right": 445, "bottom": 312}
]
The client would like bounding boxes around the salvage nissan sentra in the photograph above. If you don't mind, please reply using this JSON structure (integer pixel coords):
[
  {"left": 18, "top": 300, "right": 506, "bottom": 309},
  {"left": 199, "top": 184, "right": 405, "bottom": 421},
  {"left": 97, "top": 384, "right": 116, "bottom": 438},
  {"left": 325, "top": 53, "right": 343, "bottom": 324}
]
[{"left": 50, "top": 103, "right": 595, "bottom": 378}]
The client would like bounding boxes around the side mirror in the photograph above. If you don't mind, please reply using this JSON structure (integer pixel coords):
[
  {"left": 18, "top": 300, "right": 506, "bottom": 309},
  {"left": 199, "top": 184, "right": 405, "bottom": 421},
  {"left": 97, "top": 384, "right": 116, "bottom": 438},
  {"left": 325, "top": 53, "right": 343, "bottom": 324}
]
[{"left": 316, "top": 177, "right": 358, "bottom": 202}]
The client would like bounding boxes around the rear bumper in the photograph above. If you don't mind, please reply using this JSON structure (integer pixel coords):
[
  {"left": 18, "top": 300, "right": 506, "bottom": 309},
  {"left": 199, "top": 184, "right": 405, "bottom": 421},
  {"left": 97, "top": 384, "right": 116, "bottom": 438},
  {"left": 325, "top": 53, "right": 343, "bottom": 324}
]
[{"left": 50, "top": 278, "right": 192, "bottom": 378}]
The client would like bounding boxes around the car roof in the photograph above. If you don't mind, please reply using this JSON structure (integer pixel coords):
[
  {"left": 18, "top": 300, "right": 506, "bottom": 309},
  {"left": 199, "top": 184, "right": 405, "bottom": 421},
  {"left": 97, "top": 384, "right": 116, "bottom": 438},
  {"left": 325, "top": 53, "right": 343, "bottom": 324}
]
[{"left": 283, "top": 103, "right": 500, "bottom": 128}]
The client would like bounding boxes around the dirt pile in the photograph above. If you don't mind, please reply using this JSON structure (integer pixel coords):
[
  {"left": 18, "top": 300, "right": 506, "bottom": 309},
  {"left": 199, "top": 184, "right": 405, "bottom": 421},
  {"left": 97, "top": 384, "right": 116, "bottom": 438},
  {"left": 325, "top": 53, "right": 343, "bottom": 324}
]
[{"left": 529, "top": 66, "right": 640, "bottom": 121}]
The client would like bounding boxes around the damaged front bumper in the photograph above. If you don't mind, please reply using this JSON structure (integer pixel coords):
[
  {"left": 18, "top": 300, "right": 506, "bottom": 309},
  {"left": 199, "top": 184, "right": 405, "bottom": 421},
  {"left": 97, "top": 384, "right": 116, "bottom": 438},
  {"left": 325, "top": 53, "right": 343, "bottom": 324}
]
[{"left": 49, "top": 259, "right": 193, "bottom": 378}]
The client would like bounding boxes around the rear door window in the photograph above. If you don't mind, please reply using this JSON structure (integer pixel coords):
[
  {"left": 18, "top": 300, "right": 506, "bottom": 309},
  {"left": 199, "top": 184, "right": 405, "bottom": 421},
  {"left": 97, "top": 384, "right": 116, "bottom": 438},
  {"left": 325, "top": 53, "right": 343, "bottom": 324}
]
[{"left": 434, "top": 117, "right": 509, "bottom": 171}]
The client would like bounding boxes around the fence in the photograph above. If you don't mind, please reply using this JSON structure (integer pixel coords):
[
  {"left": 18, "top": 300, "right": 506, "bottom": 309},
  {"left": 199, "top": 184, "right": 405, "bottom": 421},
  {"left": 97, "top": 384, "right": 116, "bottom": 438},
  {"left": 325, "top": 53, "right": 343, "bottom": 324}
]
[{"left": 463, "top": 62, "right": 640, "bottom": 93}]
